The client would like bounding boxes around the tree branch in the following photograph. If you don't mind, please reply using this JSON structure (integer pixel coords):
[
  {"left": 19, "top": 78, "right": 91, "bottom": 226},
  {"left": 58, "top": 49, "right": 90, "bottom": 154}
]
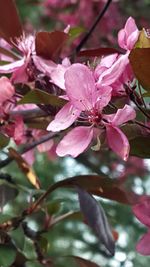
[{"left": 75, "top": 0, "right": 113, "bottom": 54}]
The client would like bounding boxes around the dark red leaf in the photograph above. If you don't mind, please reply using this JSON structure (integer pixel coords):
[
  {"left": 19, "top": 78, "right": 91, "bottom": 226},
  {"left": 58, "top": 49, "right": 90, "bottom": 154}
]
[
  {"left": 49, "top": 175, "right": 140, "bottom": 205},
  {"left": 73, "top": 256, "right": 101, "bottom": 267},
  {"left": 78, "top": 47, "right": 119, "bottom": 57},
  {"left": 77, "top": 187, "right": 115, "bottom": 255},
  {"left": 0, "top": 0, "right": 22, "bottom": 44},
  {"left": 35, "top": 31, "right": 68, "bottom": 60}
]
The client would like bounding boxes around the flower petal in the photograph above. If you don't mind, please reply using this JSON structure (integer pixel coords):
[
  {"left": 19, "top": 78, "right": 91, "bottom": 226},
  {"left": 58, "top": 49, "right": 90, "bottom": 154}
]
[
  {"left": 47, "top": 102, "right": 80, "bottom": 132},
  {"left": 136, "top": 231, "right": 150, "bottom": 255},
  {"left": 110, "top": 104, "right": 136, "bottom": 126},
  {"left": 106, "top": 125, "right": 129, "bottom": 161},
  {"left": 65, "top": 63, "right": 96, "bottom": 111},
  {"left": 132, "top": 197, "right": 150, "bottom": 228},
  {"left": 56, "top": 126, "right": 94, "bottom": 157},
  {"left": 0, "top": 58, "right": 25, "bottom": 73}
]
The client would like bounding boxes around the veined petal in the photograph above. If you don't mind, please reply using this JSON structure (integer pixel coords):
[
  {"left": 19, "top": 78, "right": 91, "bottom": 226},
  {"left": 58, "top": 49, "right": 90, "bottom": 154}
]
[
  {"left": 95, "top": 86, "right": 112, "bottom": 110},
  {"left": 47, "top": 102, "right": 80, "bottom": 132},
  {"left": 97, "top": 53, "right": 129, "bottom": 87},
  {"left": 132, "top": 197, "right": 150, "bottom": 228},
  {"left": 65, "top": 63, "right": 96, "bottom": 111},
  {"left": 110, "top": 104, "right": 136, "bottom": 126},
  {"left": 106, "top": 125, "right": 129, "bottom": 161},
  {"left": 56, "top": 126, "right": 94, "bottom": 157},
  {"left": 136, "top": 232, "right": 150, "bottom": 256}
]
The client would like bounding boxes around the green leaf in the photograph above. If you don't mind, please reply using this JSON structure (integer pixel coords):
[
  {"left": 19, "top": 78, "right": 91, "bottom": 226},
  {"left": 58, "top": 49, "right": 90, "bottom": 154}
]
[
  {"left": 0, "top": 180, "right": 18, "bottom": 210},
  {"left": 0, "top": 244, "right": 16, "bottom": 267},
  {"left": 129, "top": 48, "right": 150, "bottom": 91},
  {"left": 0, "top": 133, "right": 9, "bottom": 149},
  {"left": 44, "top": 200, "right": 61, "bottom": 215},
  {"left": 69, "top": 26, "right": 85, "bottom": 40},
  {"left": 135, "top": 29, "right": 150, "bottom": 48},
  {"left": 18, "top": 89, "right": 67, "bottom": 106},
  {"left": 25, "top": 261, "right": 43, "bottom": 267},
  {"left": 10, "top": 227, "right": 25, "bottom": 251},
  {"left": 130, "top": 136, "right": 150, "bottom": 158}
]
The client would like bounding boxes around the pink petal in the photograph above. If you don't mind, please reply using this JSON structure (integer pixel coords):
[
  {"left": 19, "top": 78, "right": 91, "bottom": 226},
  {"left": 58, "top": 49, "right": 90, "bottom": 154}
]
[
  {"left": 56, "top": 126, "right": 94, "bottom": 157},
  {"left": 0, "top": 76, "right": 14, "bottom": 104},
  {"left": 132, "top": 197, "right": 150, "bottom": 228},
  {"left": 0, "top": 58, "right": 25, "bottom": 73},
  {"left": 47, "top": 102, "right": 80, "bottom": 132},
  {"left": 118, "top": 17, "right": 139, "bottom": 50},
  {"left": 65, "top": 63, "right": 96, "bottom": 111},
  {"left": 97, "top": 53, "right": 129, "bottom": 87},
  {"left": 33, "top": 55, "right": 57, "bottom": 77},
  {"left": 110, "top": 104, "right": 136, "bottom": 126},
  {"left": 106, "top": 125, "right": 129, "bottom": 161},
  {"left": 95, "top": 86, "right": 112, "bottom": 110},
  {"left": 136, "top": 231, "right": 150, "bottom": 255}
]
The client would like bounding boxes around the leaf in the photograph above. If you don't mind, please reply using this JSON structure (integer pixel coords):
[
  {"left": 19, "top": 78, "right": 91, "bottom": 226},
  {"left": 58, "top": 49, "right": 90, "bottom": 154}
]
[
  {"left": 44, "top": 200, "right": 61, "bottom": 215},
  {"left": 0, "top": 0, "right": 22, "bottom": 44},
  {"left": 0, "top": 180, "right": 18, "bottom": 210},
  {"left": 48, "top": 175, "right": 139, "bottom": 205},
  {"left": 18, "top": 88, "right": 67, "bottom": 106},
  {"left": 129, "top": 48, "right": 150, "bottom": 91},
  {"left": 0, "top": 133, "right": 9, "bottom": 149},
  {"left": 77, "top": 187, "right": 115, "bottom": 255},
  {"left": 130, "top": 136, "right": 150, "bottom": 158},
  {"left": 135, "top": 29, "right": 150, "bottom": 48},
  {"left": 72, "top": 256, "right": 101, "bottom": 267},
  {"left": 69, "top": 26, "right": 85, "bottom": 40},
  {"left": 9, "top": 148, "right": 40, "bottom": 189},
  {"left": 0, "top": 244, "right": 16, "bottom": 267},
  {"left": 78, "top": 47, "right": 119, "bottom": 57},
  {"left": 35, "top": 31, "right": 68, "bottom": 60}
]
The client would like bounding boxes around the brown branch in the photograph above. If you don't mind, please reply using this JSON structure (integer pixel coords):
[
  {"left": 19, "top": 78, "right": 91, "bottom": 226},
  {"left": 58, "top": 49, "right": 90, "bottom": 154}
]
[
  {"left": 75, "top": 0, "right": 113, "bottom": 54},
  {"left": 0, "top": 132, "right": 57, "bottom": 169}
]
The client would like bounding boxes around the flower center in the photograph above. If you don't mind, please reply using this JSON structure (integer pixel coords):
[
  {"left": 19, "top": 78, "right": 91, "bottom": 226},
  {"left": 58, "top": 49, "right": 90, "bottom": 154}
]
[{"left": 88, "top": 109, "right": 102, "bottom": 125}]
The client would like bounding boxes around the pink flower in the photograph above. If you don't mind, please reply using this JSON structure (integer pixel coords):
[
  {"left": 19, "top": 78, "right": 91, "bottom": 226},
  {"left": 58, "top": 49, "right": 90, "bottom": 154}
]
[
  {"left": 133, "top": 197, "right": 150, "bottom": 255},
  {"left": 0, "top": 35, "right": 35, "bottom": 83},
  {"left": 47, "top": 64, "right": 136, "bottom": 159},
  {"left": 0, "top": 76, "right": 15, "bottom": 105},
  {"left": 118, "top": 17, "right": 139, "bottom": 51}
]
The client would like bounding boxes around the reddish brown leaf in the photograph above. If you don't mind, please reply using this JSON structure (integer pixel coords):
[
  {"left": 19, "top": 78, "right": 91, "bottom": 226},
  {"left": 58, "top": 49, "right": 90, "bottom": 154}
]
[
  {"left": 129, "top": 48, "right": 150, "bottom": 91},
  {"left": 49, "top": 175, "right": 140, "bottom": 205},
  {"left": 0, "top": 0, "right": 22, "bottom": 44},
  {"left": 73, "top": 256, "right": 101, "bottom": 267},
  {"left": 35, "top": 31, "right": 68, "bottom": 60},
  {"left": 9, "top": 148, "right": 40, "bottom": 189},
  {"left": 78, "top": 47, "right": 119, "bottom": 57}
]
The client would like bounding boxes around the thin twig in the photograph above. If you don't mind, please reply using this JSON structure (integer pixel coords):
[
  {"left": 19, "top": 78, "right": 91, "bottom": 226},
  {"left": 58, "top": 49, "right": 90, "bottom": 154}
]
[
  {"left": 0, "top": 133, "right": 57, "bottom": 169},
  {"left": 134, "top": 120, "right": 150, "bottom": 131},
  {"left": 75, "top": 0, "right": 113, "bottom": 54}
]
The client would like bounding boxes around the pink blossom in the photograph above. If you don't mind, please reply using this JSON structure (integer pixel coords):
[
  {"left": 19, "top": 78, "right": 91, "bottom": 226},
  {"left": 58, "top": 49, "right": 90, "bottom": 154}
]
[
  {"left": 118, "top": 17, "right": 139, "bottom": 51},
  {"left": 47, "top": 63, "right": 135, "bottom": 159},
  {"left": 0, "top": 35, "right": 35, "bottom": 83},
  {"left": 133, "top": 197, "right": 150, "bottom": 255}
]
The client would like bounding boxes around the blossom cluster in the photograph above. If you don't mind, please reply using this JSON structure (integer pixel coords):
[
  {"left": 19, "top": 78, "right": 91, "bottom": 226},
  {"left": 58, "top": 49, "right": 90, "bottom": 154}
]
[{"left": 0, "top": 17, "right": 140, "bottom": 163}]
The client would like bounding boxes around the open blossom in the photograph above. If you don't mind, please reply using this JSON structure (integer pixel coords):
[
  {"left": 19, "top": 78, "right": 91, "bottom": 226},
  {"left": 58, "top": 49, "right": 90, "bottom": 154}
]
[
  {"left": 132, "top": 197, "right": 150, "bottom": 255},
  {"left": 47, "top": 63, "right": 136, "bottom": 160}
]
